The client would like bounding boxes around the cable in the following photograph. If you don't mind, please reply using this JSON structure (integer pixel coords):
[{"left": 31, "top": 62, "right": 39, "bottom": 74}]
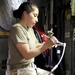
[
  {"left": 41, "top": 34, "right": 66, "bottom": 75},
  {"left": 50, "top": 43, "right": 66, "bottom": 74}
]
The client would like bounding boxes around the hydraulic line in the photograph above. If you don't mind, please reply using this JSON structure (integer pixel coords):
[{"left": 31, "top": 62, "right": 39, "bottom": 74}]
[{"left": 41, "top": 34, "right": 66, "bottom": 75}]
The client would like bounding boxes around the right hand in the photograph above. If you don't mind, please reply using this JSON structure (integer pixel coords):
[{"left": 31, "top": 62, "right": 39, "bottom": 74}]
[{"left": 45, "top": 36, "right": 59, "bottom": 48}]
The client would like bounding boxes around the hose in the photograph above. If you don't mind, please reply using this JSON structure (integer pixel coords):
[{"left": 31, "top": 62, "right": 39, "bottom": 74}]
[{"left": 50, "top": 43, "right": 66, "bottom": 74}]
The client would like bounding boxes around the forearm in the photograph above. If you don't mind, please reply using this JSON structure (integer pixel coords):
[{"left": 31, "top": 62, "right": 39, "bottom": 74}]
[
  {"left": 16, "top": 43, "right": 51, "bottom": 60},
  {"left": 27, "top": 43, "right": 49, "bottom": 59}
]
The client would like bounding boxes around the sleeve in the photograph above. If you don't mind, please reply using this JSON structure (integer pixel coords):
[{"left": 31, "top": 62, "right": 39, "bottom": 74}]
[{"left": 9, "top": 26, "right": 28, "bottom": 45}]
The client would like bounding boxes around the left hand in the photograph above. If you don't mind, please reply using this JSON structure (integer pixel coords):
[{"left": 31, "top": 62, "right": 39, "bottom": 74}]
[{"left": 49, "top": 36, "right": 59, "bottom": 48}]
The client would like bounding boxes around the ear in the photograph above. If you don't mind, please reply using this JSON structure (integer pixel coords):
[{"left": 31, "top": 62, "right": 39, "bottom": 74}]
[{"left": 23, "top": 11, "right": 28, "bottom": 18}]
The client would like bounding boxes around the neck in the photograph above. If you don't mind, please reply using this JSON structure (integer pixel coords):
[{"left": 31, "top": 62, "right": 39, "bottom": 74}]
[{"left": 18, "top": 19, "right": 28, "bottom": 28}]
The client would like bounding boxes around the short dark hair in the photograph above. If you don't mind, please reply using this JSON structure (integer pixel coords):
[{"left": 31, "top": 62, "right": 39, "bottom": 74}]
[{"left": 13, "top": 1, "right": 38, "bottom": 19}]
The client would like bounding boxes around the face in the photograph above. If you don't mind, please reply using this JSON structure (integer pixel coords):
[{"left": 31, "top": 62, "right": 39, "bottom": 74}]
[{"left": 24, "top": 7, "right": 39, "bottom": 27}]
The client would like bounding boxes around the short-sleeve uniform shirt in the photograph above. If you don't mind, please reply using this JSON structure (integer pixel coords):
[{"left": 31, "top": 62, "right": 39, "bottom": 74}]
[{"left": 8, "top": 23, "right": 37, "bottom": 67}]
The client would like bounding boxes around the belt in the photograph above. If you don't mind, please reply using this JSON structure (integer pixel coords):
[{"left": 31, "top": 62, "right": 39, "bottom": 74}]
[
  {"left": 8, "top": 62, "right": 36, "bottom": 70},
  {"left": 9, "top": 64, "right": 26, "bottom": 70}
]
